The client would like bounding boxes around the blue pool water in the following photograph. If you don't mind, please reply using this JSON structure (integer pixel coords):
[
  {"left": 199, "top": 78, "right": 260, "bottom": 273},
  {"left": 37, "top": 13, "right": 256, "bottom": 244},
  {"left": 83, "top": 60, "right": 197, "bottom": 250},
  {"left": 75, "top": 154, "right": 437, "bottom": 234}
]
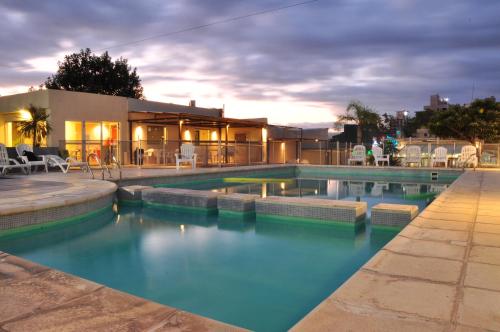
[
  {"left": 1, "top": 174, "right": 456, "bottom": 331},
  {"left": 163, "top": 177, "right": 452, "bottom": 216},
  {"left": 1, "top": 206, "right": 398, "bottom": 331}
]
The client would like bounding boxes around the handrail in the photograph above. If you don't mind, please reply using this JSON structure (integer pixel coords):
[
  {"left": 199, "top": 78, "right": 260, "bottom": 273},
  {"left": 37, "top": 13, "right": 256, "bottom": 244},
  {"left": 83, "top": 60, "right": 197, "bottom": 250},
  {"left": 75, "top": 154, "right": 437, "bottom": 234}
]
[
  {"left": 86, "top": 153, "right": 111, "bottom": 180},
  {"left": 111, "top": 155, "right": 122, "bottom": 180}
]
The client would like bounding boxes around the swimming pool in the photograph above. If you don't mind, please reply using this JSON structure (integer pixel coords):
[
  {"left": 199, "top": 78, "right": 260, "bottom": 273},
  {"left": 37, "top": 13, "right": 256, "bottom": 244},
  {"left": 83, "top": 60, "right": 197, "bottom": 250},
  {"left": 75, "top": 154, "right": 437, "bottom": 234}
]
[
  {"left": 159, "top": 176, "right": 454, "bottom": 217},
  {"left": 1, "top": 205, "right": 398, "bottom": 331},
  {"left": 1, "top": 168, "right": 459, "bottom": 330}
]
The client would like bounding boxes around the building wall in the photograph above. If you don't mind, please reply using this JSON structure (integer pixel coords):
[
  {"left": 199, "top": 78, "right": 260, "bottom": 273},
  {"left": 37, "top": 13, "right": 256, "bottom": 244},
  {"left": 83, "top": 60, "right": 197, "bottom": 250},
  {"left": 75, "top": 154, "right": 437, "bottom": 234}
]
[
  {"left": 0, "top": 90, "right": 50, "bottom": 147},
  {"left": 128, "top": 98, "right": 222, "bottom": 118},
  {"left": 48, "top": 90, "right": 129, "bottom": 145}
]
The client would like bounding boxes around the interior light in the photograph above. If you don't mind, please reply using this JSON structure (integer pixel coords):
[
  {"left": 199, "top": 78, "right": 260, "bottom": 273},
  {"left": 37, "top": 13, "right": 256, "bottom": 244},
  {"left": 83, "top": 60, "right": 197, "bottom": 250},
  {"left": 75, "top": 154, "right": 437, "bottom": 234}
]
[
  {"left": 134, "top": 126, "right": 144, "bottom": 141},
  {"left": 184, "top": 130, "right": 192, "bottom": 141},
  {"left": 262, "top": 128, "right": 268, "bottom": 143},
  {"left": 211, "top": 131, "right": 218, "bottom": 141}
]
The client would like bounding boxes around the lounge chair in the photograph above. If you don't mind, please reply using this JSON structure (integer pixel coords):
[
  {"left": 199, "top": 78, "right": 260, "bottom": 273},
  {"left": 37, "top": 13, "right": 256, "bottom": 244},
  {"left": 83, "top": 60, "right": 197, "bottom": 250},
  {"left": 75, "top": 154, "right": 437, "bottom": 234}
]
[
  {"left": 372, "top": 146, "right": 389, "bottom": 166},
  {"left": 175, "top": 143, "right": 197, "bottom": 170},
  {"left": 46, "top": 155, "right": 90, "bottom": 174},
  {"left": 15, "top": 144, "right": 48, "bottom": 173},
  {"left": 457, "top": 145, "right": 478, "bottom": 168},
  {"left": 348, "top": 145, "right": 366, "bottom": 166},
  {"left": 0, "top": 144, "right": 28, "bottom": 175},
  {"left": 431, "top": 147, "right": 448, "bottom": 168},
  {"left": 404, "top": 145, "right": 422, "bottom": 167}
]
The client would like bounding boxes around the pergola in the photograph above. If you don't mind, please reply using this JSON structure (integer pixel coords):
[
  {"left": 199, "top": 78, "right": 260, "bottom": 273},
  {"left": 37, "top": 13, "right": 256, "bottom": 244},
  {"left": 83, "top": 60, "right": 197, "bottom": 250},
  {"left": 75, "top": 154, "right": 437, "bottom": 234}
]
[{"left": 128, "top": 111, "right": 267, "bottom": 129}]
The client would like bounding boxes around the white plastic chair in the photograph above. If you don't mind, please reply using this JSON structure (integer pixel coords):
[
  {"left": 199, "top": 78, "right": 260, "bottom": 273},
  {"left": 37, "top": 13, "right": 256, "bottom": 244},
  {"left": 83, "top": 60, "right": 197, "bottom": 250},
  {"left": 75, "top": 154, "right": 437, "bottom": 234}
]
[
  {"left": 0, "top": 144, "right": 28, "bottom": 175},
  {"left": 371, "top": 182, "right": 388, "bottom": 197},
  {"left": 405, "top": 145, "right": 422, "bottom": 167},
  {"left": 348, "top": 145, "right": 366, "bottom": 166},
  {"left": 348, "top": 181, "right": 365, "bottom": 197},
  {"left": 458, "top": 145, "right": 478, "bottom": 168},
  {"left": 403, "top": 184, "right": 420, "bottom": 196},
  {"left": 175, "top": 144, "right": 197, "bottom": 170},
  {"left": 15, "top": 144, "right": 48, "bottom": 174},
  {"left": 431, "top": 147, "right": 448, "bottom": 168},
  {"left": 372, "top": 146, "right": 389, "bottom": 166}
]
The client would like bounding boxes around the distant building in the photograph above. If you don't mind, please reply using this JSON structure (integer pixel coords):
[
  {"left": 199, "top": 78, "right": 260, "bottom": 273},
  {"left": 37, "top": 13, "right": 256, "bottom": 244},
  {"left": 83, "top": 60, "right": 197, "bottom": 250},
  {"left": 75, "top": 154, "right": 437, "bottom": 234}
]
[{"left": 424, "top": 94, "right": 449, "bottom": 111}]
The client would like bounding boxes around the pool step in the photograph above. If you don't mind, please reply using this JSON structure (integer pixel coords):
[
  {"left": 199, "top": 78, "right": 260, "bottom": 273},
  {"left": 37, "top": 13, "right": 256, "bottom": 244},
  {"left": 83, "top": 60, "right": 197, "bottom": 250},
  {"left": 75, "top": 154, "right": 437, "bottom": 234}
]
[
  {"left": 118, "top": 185, "right": 153, "bottom": 203},
  {"left": 142, "top": 188, "right": 221, "bottom": 212},
  {"left": 255, "top": 196, "right": 367, "bottom": 224},
  {"left": 371, "top": 203, "right": 419, "bottom": 226},
  {"left": 218, "top": 193, "right": 260, "bottom": 215}
]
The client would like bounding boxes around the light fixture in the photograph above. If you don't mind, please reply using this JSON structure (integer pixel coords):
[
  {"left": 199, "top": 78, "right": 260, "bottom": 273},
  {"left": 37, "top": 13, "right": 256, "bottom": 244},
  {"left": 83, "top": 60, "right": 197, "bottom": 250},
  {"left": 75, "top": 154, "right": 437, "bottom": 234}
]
[{"left": 18, "top": 109, "right": 32, "bottom": 121}]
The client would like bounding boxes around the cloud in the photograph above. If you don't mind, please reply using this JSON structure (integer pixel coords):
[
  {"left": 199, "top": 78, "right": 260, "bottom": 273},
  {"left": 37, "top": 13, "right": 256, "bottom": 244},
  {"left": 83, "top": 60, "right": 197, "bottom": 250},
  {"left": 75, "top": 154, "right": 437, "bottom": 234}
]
[{"left": 0, "top": 0, "right": 499, "bottom": 124}]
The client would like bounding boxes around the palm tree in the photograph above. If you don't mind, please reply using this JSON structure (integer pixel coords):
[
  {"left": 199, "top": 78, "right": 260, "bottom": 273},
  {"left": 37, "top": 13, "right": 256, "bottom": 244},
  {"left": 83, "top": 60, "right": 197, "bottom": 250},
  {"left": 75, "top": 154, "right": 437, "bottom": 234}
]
[
  {"left": 17, "top": 104, "right": 52, "bottom": 148},
  {"left": 338, "top": 100, "right": 381, "bottom": 143}
]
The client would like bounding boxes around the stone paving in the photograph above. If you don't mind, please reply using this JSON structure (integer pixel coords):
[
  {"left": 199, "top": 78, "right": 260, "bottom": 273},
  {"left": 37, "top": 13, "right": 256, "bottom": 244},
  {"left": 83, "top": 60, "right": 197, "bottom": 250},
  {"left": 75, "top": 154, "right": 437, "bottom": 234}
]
[
  {"left": 0, "top": 253, "right": 244, "bottom": 332},
  {"left": 292, "top": 169, "right": 500, "bottom": 331},
  {"left": 0, "top": 177, "right": 116, "bottom": 218}
]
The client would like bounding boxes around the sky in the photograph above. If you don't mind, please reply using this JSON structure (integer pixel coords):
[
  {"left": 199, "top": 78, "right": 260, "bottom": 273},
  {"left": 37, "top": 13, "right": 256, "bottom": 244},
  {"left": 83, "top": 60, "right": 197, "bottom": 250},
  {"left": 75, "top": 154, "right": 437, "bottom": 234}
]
[{"left": 0, "top": 0, "right": 499, "bottom": 127}]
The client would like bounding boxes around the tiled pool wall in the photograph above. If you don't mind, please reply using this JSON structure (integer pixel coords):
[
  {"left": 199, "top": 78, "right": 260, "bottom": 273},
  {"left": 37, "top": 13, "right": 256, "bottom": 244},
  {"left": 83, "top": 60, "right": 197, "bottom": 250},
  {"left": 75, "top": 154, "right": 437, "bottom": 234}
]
[
  {"left": 117, "top": 165, "right": 297, "bottom": 187},
  {"left": 296, "top": 165, "right": 463, "bottom": 182},
  {"left": 0, "top": 193, "right": 115, "bottom": 235}
]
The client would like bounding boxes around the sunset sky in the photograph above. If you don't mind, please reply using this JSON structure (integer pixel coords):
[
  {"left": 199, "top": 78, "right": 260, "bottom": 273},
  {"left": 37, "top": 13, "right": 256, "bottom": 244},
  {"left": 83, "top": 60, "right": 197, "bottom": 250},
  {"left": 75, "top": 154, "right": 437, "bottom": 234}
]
[{"left": 1, "top": 0, "right": 499, "bottom": 127}]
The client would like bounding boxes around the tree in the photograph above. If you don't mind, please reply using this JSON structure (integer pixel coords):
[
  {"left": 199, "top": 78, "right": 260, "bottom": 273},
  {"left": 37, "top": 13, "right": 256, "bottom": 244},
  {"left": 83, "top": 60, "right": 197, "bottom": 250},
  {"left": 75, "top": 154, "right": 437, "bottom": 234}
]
[
  {"left": 338, "top": 100, "right": 381, "bottom": 143},
  {"left": 429, "top": 97, "right": 500, "bottom": 144},
  {"left": 44, "top": 48, "right": 144, "bottom": 99},
  {"left": 17, "top": 105, "right": 53, "bottom": 148}
]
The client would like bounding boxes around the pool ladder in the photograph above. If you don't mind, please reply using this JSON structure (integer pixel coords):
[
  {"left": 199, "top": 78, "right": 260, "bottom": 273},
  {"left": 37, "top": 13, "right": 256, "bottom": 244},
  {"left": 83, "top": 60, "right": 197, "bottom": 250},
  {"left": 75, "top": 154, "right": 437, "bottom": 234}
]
[{"left": 86, "top": 153, "right": 122, "bottom": 180}]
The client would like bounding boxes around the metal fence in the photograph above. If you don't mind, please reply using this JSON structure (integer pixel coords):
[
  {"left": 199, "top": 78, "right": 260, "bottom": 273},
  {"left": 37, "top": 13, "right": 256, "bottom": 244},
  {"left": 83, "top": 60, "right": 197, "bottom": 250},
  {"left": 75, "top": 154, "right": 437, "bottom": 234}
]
[
  {"left": 60, "top": 139, "right": 266, "bottom": 167},
  {"left": 59, "top": 139, "right": 500, "bottom": 168}
]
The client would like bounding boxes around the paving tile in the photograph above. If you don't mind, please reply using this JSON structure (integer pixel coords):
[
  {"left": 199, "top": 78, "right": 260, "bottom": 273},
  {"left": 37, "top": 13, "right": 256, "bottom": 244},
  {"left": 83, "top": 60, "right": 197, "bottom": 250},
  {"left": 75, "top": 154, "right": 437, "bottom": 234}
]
[
  {"left": 0, "top": 255, "right": 49, "bottom": 281},
  {"left": 419, "top": 211, "right": 475, "bottom": 223},
  {"left": 385, "top": 236, "right": 466, "bottom": 261},
  {"left": 156, "top": 310, "right": 245, "bottom": 332},
  {"left": 477, "top": 209, "right": 500, "bottom": 217},
  {"left": 333, "top": 271, "right": 456, "bottom": 321},
  {"left": 475, "top": 215, "right": 500, "bottom": 225},
  {"left": 464, "top": 262, "right": 500, "bottom": 292},
  {"left": 364, "top": 250, "right": 462, "bottom": 283},
  {"left": 469, "top": 245, "right": 500, "bottom": 265},
  {"left": 400, "top": 225, "right": 469, "bottom": 243},
  {"left": 474, "top": 223, "right": 500, "bottom": 234},
  {"left": 1, "top": 287, "right": 178, "bottom": 332},
  {"left": 472, "top": 232, "right": 500, "bottom": 247},
  {"left": 411, "top": 218, "right": 472, "bottom": 231},
  {"left": 290, "top": 298, "right": 447, "bottom": 332},
  {"left": 457, "top": 287, "right": 500, "bottom": 331},
  {"left": 452, "top": 324, "right": 492, "bottom": 331},
  {"left": 0, "top": 269, "right": 101, "bottom": 322}
]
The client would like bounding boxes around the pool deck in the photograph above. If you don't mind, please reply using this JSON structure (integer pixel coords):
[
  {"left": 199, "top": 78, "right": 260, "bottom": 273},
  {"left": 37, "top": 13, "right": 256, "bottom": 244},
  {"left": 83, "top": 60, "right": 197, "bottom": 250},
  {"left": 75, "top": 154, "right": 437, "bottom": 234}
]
[
  {"left": 292, "top": 169, "right": 500, "bottom": 331},
  {"left": 1, "top": 165, "right": 499, "bottom": 331},
  {"left": 0, "top": 253, "right": 244, "bottom": 331}
]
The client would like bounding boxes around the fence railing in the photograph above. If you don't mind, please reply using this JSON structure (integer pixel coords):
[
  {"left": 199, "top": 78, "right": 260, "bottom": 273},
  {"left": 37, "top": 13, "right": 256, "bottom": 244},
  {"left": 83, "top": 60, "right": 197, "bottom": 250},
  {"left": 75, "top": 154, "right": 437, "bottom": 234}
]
[{"left": 58, "top": 139, "right": 500, "bottom": 168}]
